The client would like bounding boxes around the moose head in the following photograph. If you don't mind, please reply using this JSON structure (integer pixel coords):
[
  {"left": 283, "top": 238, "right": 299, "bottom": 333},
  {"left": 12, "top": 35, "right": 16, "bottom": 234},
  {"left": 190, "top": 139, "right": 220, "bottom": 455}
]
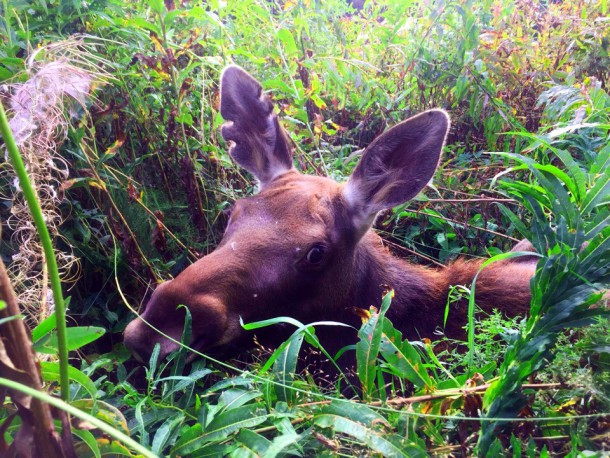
[{"left": 124, "top": 66, "right": 534, "bottom": 363}]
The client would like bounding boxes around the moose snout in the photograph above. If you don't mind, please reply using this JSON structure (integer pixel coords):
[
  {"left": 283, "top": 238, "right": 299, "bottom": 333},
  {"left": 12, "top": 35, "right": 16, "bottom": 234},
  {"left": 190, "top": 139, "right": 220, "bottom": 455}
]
[
  {"left": 123, "top": 284, "right": 234, "bottom": 364},
  {"left": 123, "top": 317, "right": 182, "bottom": 363},
  {"left": 123, "top": 318, "right": 146, "bottom": 362}
]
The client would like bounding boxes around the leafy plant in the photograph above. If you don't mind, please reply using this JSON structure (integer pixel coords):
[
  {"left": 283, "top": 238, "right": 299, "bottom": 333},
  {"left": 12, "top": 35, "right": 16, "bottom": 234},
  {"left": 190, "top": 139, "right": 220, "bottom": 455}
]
[
  {"left": 478, "top": 139, "right": 610, "bottom": 453},
  {"left": 1, "top": 0, "right": 609, "bottom": 455}
]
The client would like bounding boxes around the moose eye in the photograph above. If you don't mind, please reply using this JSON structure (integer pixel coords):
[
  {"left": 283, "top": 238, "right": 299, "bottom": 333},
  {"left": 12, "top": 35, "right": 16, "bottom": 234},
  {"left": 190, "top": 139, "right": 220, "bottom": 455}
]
[{"left": 306, "top": 245, "right": 326, "bottom": 265}]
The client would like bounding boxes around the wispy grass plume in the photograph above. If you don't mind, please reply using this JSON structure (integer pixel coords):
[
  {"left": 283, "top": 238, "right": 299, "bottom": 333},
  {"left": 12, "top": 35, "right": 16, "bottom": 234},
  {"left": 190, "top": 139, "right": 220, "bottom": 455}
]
[{"left": 1, "top": 37, "right": 108, "bottom": 323}]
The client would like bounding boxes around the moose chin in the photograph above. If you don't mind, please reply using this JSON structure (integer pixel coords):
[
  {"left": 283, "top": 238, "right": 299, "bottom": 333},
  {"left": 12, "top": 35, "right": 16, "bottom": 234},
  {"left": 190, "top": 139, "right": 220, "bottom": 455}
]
[{"left": 124, "top": 65, "right": 536, "bottom": 366}]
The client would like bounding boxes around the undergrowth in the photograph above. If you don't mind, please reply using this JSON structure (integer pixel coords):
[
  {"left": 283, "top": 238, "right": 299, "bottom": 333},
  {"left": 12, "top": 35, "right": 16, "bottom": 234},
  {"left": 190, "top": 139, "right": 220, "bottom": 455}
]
[{"left": 0, "top": 0, "right": 609, "bottom": 456}]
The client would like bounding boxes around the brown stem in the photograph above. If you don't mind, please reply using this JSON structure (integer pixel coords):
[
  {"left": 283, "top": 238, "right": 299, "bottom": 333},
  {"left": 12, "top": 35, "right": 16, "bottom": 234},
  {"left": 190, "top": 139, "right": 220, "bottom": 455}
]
[
  {"left": 370, "top": 383, "right": 570, "bottom": 407},
  {"left": 425, "top": 198, "right": 517, "bottom": 203},
  {"left": 298, "top": 383, "right": 571, "bottom": 410},
  {"left": 0, "top": 259, "right": 74, "bottom": 457},
  {"left": 410, "top": 208, "right": 521, "bottom": 241}
]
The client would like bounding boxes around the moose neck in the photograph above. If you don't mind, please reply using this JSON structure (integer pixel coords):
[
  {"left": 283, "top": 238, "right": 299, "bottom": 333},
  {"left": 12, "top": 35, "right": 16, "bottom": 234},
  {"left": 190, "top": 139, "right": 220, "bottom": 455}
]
[
  {"left": 350, "top": 231, "right": 537, "bottom": 342},
  {"left": 349, "top": 231, "right": 447, "bottom": 339}
]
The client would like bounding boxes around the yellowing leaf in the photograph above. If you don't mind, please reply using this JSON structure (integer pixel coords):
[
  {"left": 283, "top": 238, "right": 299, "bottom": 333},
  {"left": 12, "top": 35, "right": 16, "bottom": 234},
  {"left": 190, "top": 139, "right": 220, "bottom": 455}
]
[
  {"left": 88, "top": 179, "right": 107, "bottom": 191},
  {"left": 150, "top": 31, "right": 165, "bottom": 53}
]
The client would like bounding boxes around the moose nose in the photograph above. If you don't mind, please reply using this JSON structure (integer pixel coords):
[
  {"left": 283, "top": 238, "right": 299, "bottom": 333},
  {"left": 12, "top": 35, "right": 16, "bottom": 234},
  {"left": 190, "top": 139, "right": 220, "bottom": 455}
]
[
  {"left": 123, "top": 319, "right": 149, "bottom": 363},
  {"left": 124, "top": 315, "right": 184, "bottom": 363}
]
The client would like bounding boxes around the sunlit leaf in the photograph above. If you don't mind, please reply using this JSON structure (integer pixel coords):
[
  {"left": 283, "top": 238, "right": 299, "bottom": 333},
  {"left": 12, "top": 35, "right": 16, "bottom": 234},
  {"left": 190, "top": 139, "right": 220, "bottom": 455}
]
[
  {"left": 171, "top": 404, "right": 268, "bottom": 455},
  {"left": 34, "top": 326, "right": 105, "bottom": 354}
]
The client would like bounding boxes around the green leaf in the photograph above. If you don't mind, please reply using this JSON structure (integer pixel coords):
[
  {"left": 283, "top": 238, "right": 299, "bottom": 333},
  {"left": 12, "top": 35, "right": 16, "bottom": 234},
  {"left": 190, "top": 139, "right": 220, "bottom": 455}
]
[
  {"left": 127, "top": 17, "right": 162, "bottom": 34},
  {"left": 166, "top": 305, "right": 194, "bottom": 399},
  {"left": 34, "top": 326, "right": 105, "bottom": 354},
  {"left": 160, "top": 368, "right": 213, "bottom": 400},
  {"left": 591, "top": 143, "right": 610, "bottom": 175},
  {"left": 171, "top": 404, "right": 269, "bottom": 455},
  {"left": 273, "top": 332, "right": 304, "bottom": 402},
  {"left": 552, "top": 148, "right": 586, "bottom": 200},
  {"left": 171, "top": 423, "right": 202, "bottom": 457},
  {"left": 241, "top": 315, "right": 305, "bottom": 331},
  {"left": 72, "top": 429, "right": 101, "bottom": 458},
  {"left": 40, "top": 362, "right": 98, "bottom": 400},
  {"left": 151, "top": 414, "right": 186, "bottom": 455},
  {"left": 235, "top": 429, "right": 271, "bottom": 456},
  {"left": 185, "top": 443, "right": 232, "bottom": 457},
  {"left": 0, "top": 57, "right": 24, "bottom": 66},
  {"left": 479, "top": 143, "right": 610, "bottom": 453},
  {"left": 581, "top": 168, "right": 610, "bottom": 216},
  {"left": 148, "top": 0, "right": 164, "bottom": 14},
  {"left": 496, "top": 203, "right": 530, "bottom": 238},
  {"left": 356, "top": 291, "right": 393, "bottom": 399},
  {"left": 585, "top": 211, "right": 610, "bottom": 238},
  {"left": 218, "top": 388, "right": 263, "bottom": 412},
  {"left": 314, "top": 401, "right": 421, "bottom": 457},
  {"left": 499, "top": 180, "right": 550, "bottom": 209},
  {"left": 277, "top": 29, "right": 298, "bottom": 58},
  {"left": 379, "top": 318, "right": 433, "bottom": 389},
  {"left": 32, "top": 297, "right": 71, "bottom": 342},
  {"left": 241, "top": 316, "right": 355, "bottom": 390},
  {"left": 453, "top": 75, "right": 470, "bottom": 101},
  {"left": 71, "top": 399, "right": 130, "bottom": 436},
  {"left": 265, "top": 433, "right": 302, "bottom": 457}
]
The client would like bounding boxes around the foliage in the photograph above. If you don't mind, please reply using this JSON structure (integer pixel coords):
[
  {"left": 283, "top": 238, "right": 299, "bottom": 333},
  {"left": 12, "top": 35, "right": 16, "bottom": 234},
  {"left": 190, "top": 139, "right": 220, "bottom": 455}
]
[
  {"left": 0, "top": 0, "right": 609, "bottom": 456},
  {"left": 480, "top": 144, "right": 610, "bottom": 452}
]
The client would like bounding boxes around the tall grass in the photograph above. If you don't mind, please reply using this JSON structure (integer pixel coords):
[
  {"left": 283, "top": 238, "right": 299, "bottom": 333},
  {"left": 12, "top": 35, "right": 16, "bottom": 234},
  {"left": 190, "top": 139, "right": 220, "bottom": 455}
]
[{"left": 0, "top": 0, "right": 608, "bottom": 455}]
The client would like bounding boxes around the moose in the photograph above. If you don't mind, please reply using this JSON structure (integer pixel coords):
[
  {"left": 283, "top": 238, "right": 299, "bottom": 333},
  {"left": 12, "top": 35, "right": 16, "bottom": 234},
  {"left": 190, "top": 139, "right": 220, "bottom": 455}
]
[{"left": 124, "top": 66, "right": 536, "bottom": 365}]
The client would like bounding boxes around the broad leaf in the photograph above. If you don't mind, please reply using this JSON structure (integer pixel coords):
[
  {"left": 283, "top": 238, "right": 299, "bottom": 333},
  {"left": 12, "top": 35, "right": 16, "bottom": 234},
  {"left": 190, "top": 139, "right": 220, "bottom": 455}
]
[
  {"left": 379, "top": 318, "right": 433, "bottom": 389},
  {"left": 40, "top": 362, "right": 98, "bottom": 400},
  {"left": 356, "top": 292, "right": 393, "bottom": 399},
  {"left": 314, "top": 400, "right": 424, "bottom": 457},
  {"left": 171, "top": 404, "right": 269, "bottom": 455},
  {"left": 35, "top": 326, "right": 105, "bottom": 354}
]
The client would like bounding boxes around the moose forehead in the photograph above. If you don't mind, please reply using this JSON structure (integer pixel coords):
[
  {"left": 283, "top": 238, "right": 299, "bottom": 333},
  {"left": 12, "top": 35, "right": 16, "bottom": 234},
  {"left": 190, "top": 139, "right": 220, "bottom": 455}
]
[{"left": 224, "top": 171, "right": 347, "bottom": 238}]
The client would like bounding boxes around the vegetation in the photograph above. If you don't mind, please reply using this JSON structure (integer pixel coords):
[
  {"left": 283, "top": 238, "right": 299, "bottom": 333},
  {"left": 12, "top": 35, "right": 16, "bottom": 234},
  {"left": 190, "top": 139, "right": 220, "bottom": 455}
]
[{"left": 1, "top": 0, "right": 609, "bottom": 456}]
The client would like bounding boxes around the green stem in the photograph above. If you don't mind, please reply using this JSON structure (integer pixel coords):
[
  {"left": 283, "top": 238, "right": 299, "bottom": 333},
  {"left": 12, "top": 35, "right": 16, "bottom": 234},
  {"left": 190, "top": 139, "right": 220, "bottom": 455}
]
[
  {"left": 0, "top": 101, "right": 70, "bottom": 401},
  {"left": 0, "top": 377, "right": 156, "bottom": 457},
  {"left": 2, "top": 0, "right": 13, "bottom": 53}
]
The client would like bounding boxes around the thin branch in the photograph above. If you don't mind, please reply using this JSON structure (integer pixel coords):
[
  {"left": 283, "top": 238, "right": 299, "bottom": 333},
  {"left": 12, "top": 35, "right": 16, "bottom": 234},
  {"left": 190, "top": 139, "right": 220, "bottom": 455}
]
[
  {"left": 425, "top": 198, "right": 517, "bottom": 203},
  {"left": 298, "top": 383, "right": 574, "bottom": 410},
  {"left": 373, "top": 383, "right": 573, "bottom": 407}
]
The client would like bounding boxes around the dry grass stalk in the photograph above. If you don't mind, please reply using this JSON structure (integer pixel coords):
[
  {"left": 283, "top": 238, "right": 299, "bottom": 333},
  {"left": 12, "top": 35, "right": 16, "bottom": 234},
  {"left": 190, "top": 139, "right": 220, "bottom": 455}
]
[{"left": 1, "top": 37, "right": 109, "bottom": 324}]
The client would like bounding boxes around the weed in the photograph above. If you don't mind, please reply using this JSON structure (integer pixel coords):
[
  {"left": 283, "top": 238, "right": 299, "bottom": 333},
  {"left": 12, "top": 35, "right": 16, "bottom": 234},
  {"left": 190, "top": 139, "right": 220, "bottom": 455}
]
[{"left": 0, "top": 0, "right": 609, "bottom": 456}]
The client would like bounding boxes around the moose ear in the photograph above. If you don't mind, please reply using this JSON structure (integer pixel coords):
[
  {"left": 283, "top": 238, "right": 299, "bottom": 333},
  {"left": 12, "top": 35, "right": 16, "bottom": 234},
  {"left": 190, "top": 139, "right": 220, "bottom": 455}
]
[
  {"left": 342, "top": 109, "right": 450, "bottom": 234},
  {"left": 220, "top": 65, "right": 293, "bottom": 187}
]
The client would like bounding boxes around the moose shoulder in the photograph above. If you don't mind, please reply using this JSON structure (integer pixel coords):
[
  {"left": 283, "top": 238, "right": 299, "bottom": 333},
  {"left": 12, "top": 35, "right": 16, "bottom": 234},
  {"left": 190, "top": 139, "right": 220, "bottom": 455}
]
[{"left": 124, "top": 65, "right": 536, "bottom": 364}]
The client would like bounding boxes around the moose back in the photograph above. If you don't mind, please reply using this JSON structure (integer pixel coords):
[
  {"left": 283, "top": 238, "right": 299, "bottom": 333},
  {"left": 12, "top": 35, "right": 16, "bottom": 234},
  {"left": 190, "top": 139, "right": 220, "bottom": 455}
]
[{"left": 124, "top": 66, "right": 536, "bottom": 364}]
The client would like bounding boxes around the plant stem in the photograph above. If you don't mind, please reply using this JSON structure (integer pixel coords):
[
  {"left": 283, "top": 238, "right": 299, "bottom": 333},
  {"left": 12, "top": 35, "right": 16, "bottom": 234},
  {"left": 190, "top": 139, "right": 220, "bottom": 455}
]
[
  {"left": 0, "top": 101, "right": 70, "bottom": 401},
  {"left": 2, "top": 0, "right": 13, "bottom": 53},
  {"left": 0, "top": 377, "right": 156, "bottom": 458},
  {"left": 0, "top": 258, "right": 65, "bottom": 456}
]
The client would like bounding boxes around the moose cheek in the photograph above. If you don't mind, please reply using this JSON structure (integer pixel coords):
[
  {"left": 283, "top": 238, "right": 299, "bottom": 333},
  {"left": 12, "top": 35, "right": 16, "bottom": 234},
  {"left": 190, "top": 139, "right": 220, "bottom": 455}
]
[{"left": 187, "top": 297, "right": 234, "bottom": 348}]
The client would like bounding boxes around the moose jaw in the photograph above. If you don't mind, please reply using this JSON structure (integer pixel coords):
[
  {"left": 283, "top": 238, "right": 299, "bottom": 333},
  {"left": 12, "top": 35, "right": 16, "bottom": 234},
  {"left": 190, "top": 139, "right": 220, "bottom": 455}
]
[{"left": 124, "top": 66, "right": 536, "bottom": 367}]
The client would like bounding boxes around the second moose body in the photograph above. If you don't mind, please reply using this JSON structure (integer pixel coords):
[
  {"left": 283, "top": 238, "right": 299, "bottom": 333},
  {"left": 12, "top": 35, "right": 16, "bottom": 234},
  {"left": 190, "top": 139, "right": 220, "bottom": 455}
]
[{"left": 124, "top": 66, "right": 536, "bottom": 364}]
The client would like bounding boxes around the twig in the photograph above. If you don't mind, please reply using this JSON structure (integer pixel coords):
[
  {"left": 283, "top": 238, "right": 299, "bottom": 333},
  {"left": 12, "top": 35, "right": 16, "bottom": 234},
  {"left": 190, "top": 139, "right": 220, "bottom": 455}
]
[
  {"left": 0, "top": 259, "right": 68, "bottom": 456},
  {"left": 409, "top": 208, "right": 521, "bottom": 241},
  {"left": 298, "top": 383, "right": 574, "bottom": 410},
  {"left": 371, "top": 383, "right": 573, "bottom": 407},
  {"left": 378, "top": 237, "right": 446, "bottom": 268},
  {"left": 425, "top": 198, "right": 517, "bottom": 203}
]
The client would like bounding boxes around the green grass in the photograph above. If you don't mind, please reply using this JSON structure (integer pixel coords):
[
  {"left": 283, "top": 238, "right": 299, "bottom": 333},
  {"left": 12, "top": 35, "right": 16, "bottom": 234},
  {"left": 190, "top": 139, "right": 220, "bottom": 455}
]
[{"left": 1, "top": 0, "right": 609, "bottom": 456}]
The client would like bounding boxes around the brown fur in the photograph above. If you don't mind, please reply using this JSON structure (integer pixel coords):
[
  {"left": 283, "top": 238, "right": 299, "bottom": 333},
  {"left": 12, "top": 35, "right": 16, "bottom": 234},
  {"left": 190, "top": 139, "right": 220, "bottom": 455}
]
[{"left": 124, "top": 67, "right": 536, "bottom": 364}]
